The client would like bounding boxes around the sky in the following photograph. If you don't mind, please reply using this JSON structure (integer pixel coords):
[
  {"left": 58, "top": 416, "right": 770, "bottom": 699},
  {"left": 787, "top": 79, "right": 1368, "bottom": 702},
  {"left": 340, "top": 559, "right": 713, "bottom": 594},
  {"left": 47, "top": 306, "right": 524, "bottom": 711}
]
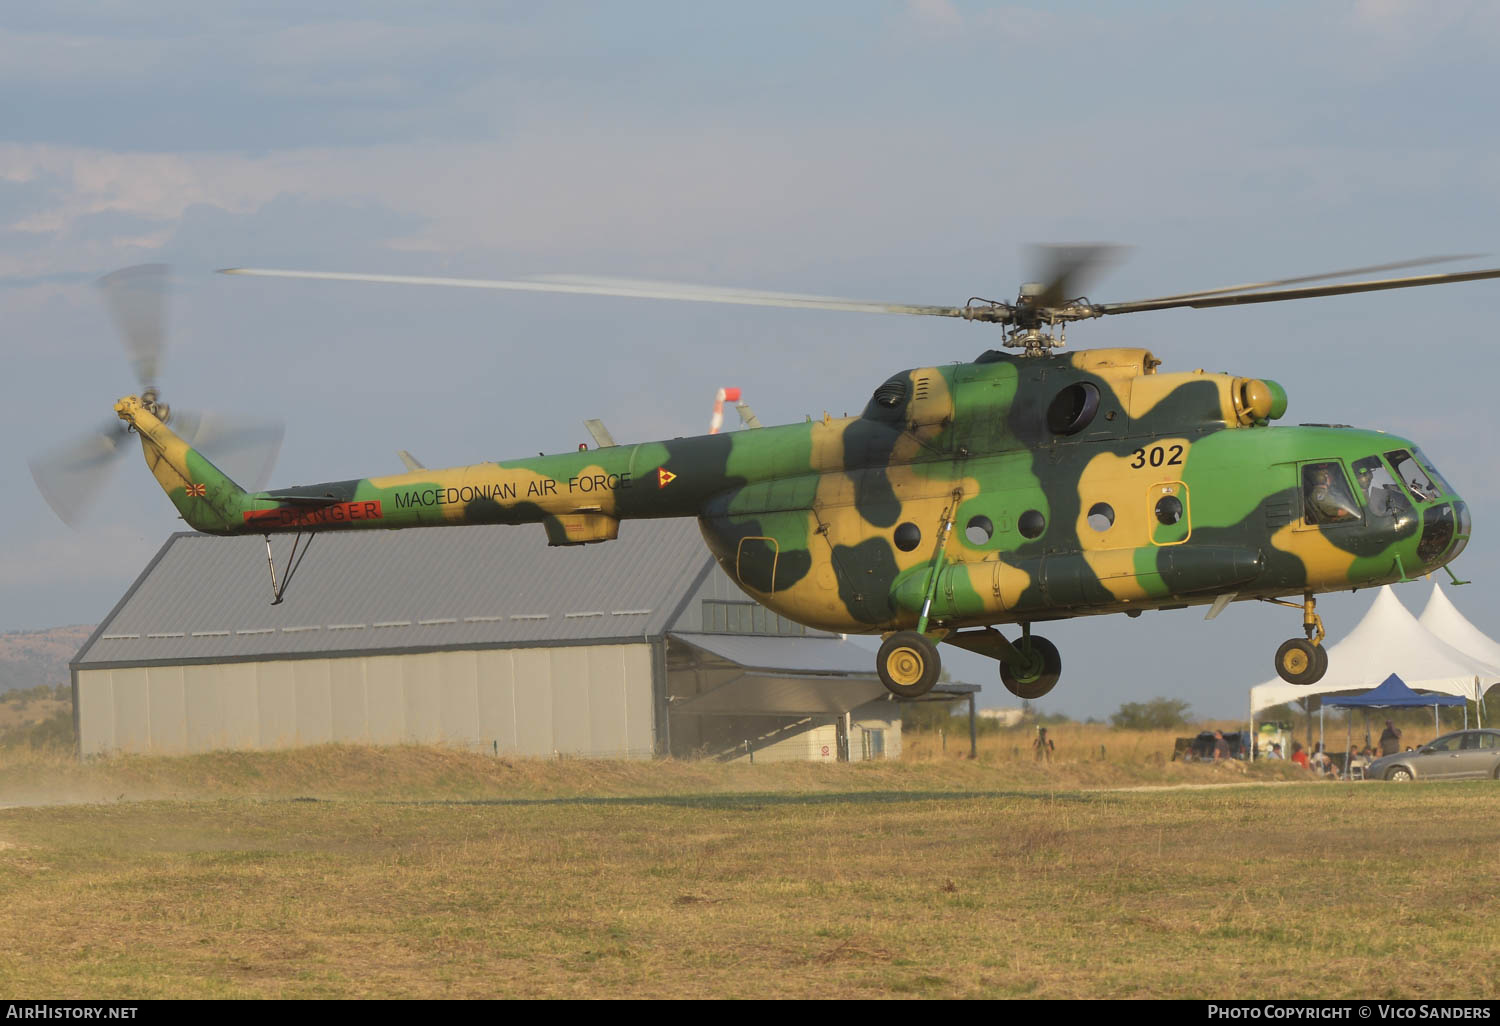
[{"left": 4, "top": 0, "right": 1500, "bottom": 720}]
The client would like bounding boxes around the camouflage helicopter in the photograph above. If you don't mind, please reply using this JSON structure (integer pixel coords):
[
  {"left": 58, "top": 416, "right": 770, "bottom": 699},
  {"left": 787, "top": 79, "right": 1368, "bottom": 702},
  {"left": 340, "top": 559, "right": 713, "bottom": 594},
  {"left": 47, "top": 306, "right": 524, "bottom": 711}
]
[{"left": 31, "top": 251, "right": 1500, "bottom": 701}]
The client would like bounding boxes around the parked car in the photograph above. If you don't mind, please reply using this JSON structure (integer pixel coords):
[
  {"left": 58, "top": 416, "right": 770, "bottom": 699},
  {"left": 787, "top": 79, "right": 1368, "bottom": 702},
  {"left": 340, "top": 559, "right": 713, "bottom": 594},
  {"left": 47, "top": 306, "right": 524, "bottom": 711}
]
[{"left": 1366, "top": 729, "right": 1500, "bottom": 781}]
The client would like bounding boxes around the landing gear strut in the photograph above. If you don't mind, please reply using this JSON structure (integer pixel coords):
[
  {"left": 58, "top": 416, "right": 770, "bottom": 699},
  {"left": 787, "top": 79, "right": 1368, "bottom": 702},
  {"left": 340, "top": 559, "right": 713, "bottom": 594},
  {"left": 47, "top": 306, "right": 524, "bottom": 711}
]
[
  {"left": 877, "top": 493, "right": 957, "bottom": 700},
  {"left": 942, "top": 624, "right": 1064, "bottom": 700},
  {"left": 1269, "top": 592, "right": 1328, "bottom": 685}
]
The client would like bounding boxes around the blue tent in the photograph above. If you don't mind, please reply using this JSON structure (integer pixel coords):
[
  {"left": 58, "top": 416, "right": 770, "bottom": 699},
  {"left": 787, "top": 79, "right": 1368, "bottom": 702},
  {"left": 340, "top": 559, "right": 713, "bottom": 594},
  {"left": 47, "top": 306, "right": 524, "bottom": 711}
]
[
  {"left": 1325, "top": 674, "right": 1466, "bottom": 778},
  {"left": 1324, "top": 673, "right": 1467, "bottom": 709}
]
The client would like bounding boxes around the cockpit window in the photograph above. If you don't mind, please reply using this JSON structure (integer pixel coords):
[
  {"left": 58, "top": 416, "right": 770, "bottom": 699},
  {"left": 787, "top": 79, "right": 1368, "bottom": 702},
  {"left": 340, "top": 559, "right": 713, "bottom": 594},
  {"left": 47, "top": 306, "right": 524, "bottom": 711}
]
[
  {"left": 1385, "top": 449, "right": 1439, "bottom": 502},
  {"left": 1302, "top": 461, "right": 1359, "bottom": 525},
  {"left": 1351, "top": 455, "right": 1412, "bottom": 520},
  {"left": 1411, "top": 447, "right": 1454, "bottom": 498}
]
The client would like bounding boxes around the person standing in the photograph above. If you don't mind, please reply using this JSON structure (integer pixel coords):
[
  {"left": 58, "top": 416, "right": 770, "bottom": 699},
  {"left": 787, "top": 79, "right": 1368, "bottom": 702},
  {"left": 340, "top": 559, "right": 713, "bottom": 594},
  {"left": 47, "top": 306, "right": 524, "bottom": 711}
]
[
  {"left": 1379, "top": 720, "right": 1403, "bottom": 757},
  {"left": 1211, "top": 730, "right": 1231, "bottom": 761},
  {"left": 1033, "top": 726, "right": 1055, "bottom": 764}
]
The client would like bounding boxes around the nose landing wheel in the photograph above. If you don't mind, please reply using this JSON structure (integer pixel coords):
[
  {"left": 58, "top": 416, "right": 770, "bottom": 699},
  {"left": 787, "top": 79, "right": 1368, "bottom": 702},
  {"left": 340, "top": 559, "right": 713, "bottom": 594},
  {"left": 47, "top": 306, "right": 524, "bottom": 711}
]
[
  {"left": 1270, "top": 591, "right": 1329, "bottom": 685},
  {"left": 1274, "top": 637, "right": 1328, "bottom": 685}
]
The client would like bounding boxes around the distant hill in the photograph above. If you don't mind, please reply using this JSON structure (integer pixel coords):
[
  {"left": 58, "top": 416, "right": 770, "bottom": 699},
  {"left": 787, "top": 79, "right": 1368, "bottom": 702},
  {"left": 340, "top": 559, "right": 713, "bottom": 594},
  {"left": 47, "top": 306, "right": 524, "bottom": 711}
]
[{"left": 0, "top": 626, "right": 95, "bottom": 692}]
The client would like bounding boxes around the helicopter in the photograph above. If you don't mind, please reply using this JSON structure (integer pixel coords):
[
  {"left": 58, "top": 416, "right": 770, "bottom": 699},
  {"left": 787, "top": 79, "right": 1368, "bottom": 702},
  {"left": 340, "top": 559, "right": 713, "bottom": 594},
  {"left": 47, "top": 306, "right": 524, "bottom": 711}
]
[{"left": 30, "top": 249, "right": 1500, "bottom": 701}]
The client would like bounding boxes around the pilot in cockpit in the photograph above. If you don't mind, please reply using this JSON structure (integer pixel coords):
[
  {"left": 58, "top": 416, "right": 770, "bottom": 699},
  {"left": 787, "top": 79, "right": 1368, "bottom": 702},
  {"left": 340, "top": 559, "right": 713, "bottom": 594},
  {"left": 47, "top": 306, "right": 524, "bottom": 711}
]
[
  {"left": 1356, "top": 466, "right": 1391, "bottom": 516},
  {"left": 1352, "top": 458, "right": 1408, "bottom": 519},
  {"left": 1307, "top": 467, "right": 1355, "bottom": 522}
]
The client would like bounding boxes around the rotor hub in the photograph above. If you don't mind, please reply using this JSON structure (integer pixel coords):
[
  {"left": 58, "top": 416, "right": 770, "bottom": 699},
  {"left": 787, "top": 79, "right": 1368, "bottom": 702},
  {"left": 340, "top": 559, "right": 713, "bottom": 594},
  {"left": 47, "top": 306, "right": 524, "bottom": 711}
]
[
  {"left": 140, "top": 387, "right": 169, "bottom": 422},
  {"left": 1005, "top": 327, "right": 1061, "bottom": 356}
]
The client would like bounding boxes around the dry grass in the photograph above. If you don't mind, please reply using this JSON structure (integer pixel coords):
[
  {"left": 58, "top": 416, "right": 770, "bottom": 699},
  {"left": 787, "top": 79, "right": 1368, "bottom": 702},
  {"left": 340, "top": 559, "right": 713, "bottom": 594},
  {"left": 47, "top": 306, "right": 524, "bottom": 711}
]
[
  {"left": 0, "top": 696, "right": 69, "bottom": 733},
  {"left": 2, "top": 742, "right": 1496, "bottom": 999},
  {"left": 905, "top": 719, "right": 1455, "bottom": 769},
  {"left": 903, "top": 721, "right": 1190, "bottom": 766},
  {"left": 0, "top": 729, "right": 1303, "bottom": 807}
]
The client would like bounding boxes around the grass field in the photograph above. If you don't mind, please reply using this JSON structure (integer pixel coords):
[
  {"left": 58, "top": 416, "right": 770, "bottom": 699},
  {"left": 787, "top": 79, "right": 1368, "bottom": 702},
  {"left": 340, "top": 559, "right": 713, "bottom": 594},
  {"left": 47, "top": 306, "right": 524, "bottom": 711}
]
[{"left": 2, "top": 738, "right": 1497, "bottom": 1000}]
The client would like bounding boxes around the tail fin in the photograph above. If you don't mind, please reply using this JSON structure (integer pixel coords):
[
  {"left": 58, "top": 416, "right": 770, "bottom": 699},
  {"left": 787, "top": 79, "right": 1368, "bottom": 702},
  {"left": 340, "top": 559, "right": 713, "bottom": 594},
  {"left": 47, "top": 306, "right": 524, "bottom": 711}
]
[{"left": 115, "top": 395, "right": 250, "bottom": 534}]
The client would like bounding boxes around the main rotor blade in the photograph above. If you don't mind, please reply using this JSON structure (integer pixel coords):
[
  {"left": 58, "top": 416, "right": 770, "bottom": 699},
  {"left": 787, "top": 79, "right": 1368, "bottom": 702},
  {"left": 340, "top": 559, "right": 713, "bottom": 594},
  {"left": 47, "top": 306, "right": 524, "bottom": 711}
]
[
  {"left": 28, "top": 421, "right": 131, "bottom": 528},
  {"left": 218, "top": 267, "right": 988, "bottom": 321},
  {"left": 1096, "top": 266, "right": 1500, "bottom": 317},
  {"left": 1028, "top": 244, "right": 1125, "bottom": 308},
  {"left": 1120, "top": 254, "right": 1486, "bottom": 306},
  {"left": 96, "top": 264, "right": 169, "bottom": 388},
  {"left": 170, "top": 410, "right": 285, "bottom": 491}
]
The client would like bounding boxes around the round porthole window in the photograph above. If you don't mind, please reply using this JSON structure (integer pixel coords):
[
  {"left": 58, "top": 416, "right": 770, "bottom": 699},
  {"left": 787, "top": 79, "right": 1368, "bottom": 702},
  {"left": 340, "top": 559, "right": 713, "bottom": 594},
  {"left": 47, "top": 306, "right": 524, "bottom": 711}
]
[
  {"left": 1018, "top": 509, "right": 1046, "bottom": 539},
  {"left": 1046, "top": 382, "right": 1101, "bottom": 436},
  {"left": 965, "top": 515, "right": 994, "bottom": 545},
  {"left": 1155, "top": 495, "right": 1184, "bottom": 525},
  {"left": 894, "top": 522, "right": 922, "bottom": 551},
  {"left": 1087, "top": 502, "right": 1115, "bottom": 532}
]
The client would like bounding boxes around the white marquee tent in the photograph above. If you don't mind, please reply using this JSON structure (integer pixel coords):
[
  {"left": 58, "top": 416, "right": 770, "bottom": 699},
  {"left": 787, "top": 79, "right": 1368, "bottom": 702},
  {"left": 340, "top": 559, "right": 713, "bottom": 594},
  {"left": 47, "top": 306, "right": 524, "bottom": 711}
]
[
  {"left": 1249, "top": 585, "right": 1500, "bottom": 717},
  {"left": 1419, "top": 583, "right": 1500, "bottom": 674}
]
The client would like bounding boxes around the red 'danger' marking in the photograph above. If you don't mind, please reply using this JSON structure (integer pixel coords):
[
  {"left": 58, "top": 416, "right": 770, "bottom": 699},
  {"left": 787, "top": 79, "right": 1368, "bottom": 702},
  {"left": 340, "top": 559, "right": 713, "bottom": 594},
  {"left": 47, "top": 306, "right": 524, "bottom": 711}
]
[{"left": 243, "top": 500, "right": 384, "bottom": 529}]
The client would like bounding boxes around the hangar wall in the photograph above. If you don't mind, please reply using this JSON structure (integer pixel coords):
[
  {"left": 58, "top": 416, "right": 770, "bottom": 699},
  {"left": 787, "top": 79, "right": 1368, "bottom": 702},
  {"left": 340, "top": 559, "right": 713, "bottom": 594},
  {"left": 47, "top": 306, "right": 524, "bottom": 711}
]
[{"left": 76, "top": 643, "right": 655, "bottom": 759}]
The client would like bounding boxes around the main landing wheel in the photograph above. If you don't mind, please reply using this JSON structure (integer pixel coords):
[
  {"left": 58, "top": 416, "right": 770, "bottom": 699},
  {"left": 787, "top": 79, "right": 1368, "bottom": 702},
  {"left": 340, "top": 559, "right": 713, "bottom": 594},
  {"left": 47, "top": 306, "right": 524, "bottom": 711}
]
[
  {"left": 877, "top": 631, "right": 942, "bottom": 700},
  {"left": 1274, "top": 638, "right": 1328, "bottom": 686},
  {"left": 1001, "top": 635, "right": 1062, "bottom": 700}
]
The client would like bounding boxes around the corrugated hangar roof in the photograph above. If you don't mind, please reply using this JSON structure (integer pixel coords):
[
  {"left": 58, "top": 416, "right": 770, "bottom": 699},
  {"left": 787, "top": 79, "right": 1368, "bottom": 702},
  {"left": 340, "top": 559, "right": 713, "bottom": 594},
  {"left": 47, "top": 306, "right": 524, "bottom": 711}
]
[{"left": 76, "top": 519, "right": 712, "bottom": 667}]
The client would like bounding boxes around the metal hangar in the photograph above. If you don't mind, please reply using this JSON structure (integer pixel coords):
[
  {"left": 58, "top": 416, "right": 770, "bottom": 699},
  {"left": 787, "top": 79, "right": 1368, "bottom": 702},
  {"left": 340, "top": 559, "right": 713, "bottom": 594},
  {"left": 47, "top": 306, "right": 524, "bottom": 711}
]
[{"left": 72, "top": 519, "right": 975, "bottom": 761}]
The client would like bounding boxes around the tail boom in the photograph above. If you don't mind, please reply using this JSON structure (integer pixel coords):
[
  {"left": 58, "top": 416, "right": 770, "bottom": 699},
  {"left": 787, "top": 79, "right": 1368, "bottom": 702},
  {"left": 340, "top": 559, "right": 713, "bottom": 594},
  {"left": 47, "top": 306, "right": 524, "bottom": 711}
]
[{"left": 117, "top": 393, "right": 770, "bottom": 539}]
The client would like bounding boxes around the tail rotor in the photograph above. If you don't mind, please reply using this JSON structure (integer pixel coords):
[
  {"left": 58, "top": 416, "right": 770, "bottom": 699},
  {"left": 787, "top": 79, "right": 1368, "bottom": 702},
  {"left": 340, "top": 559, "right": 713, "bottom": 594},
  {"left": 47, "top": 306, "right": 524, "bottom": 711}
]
[{"left": 28, "top": 265, "right": 284, "bottom": 527}]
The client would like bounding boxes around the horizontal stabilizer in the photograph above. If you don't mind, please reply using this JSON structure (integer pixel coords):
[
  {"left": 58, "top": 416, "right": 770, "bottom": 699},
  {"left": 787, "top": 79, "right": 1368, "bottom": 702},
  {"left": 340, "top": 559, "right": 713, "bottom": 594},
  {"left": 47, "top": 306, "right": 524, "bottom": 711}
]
[{"left": 259, "top": 493, "right": 346, "bottom": 508}]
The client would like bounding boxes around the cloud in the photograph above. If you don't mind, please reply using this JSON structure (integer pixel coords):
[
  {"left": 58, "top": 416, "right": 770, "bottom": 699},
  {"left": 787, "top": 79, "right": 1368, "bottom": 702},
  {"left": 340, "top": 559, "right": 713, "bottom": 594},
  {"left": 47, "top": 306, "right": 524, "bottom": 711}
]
[
  {"left": 4, "top": 84, "right": 1496, "bottom": 302},
  {"left": 163, "top": 196, "right": 426, "bottom": 269},
  {"left": 905, "top": 0, "right": 963, "bottom": 32},
  {"left": 1345, "top": 0, "right": 1500, "bottom": 59},
  {"left": 0, "top": 7, "right": 562, "bottom": 151},
  {"left": 0, "top": 172, "right": 67, "bottom": 226},
  {"left": 0, "top": 26, "right": 170, "bottom": 87},
  {"left": 65, "top": 209, "right": 174, "bottom": 248},
  {"left": 0, "top": 523, "right": 158, "bottom": 591},
  {"left": 898, "top": 0, "right": 1090, "bottom": 45}
]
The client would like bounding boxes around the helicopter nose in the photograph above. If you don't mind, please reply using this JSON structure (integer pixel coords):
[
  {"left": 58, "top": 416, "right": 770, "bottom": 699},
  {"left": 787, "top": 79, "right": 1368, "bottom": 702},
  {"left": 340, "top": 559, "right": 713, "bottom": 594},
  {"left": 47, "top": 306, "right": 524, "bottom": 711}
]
[{"left": 1417, "top": 499, "right": 1471, "bottom": 568}]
